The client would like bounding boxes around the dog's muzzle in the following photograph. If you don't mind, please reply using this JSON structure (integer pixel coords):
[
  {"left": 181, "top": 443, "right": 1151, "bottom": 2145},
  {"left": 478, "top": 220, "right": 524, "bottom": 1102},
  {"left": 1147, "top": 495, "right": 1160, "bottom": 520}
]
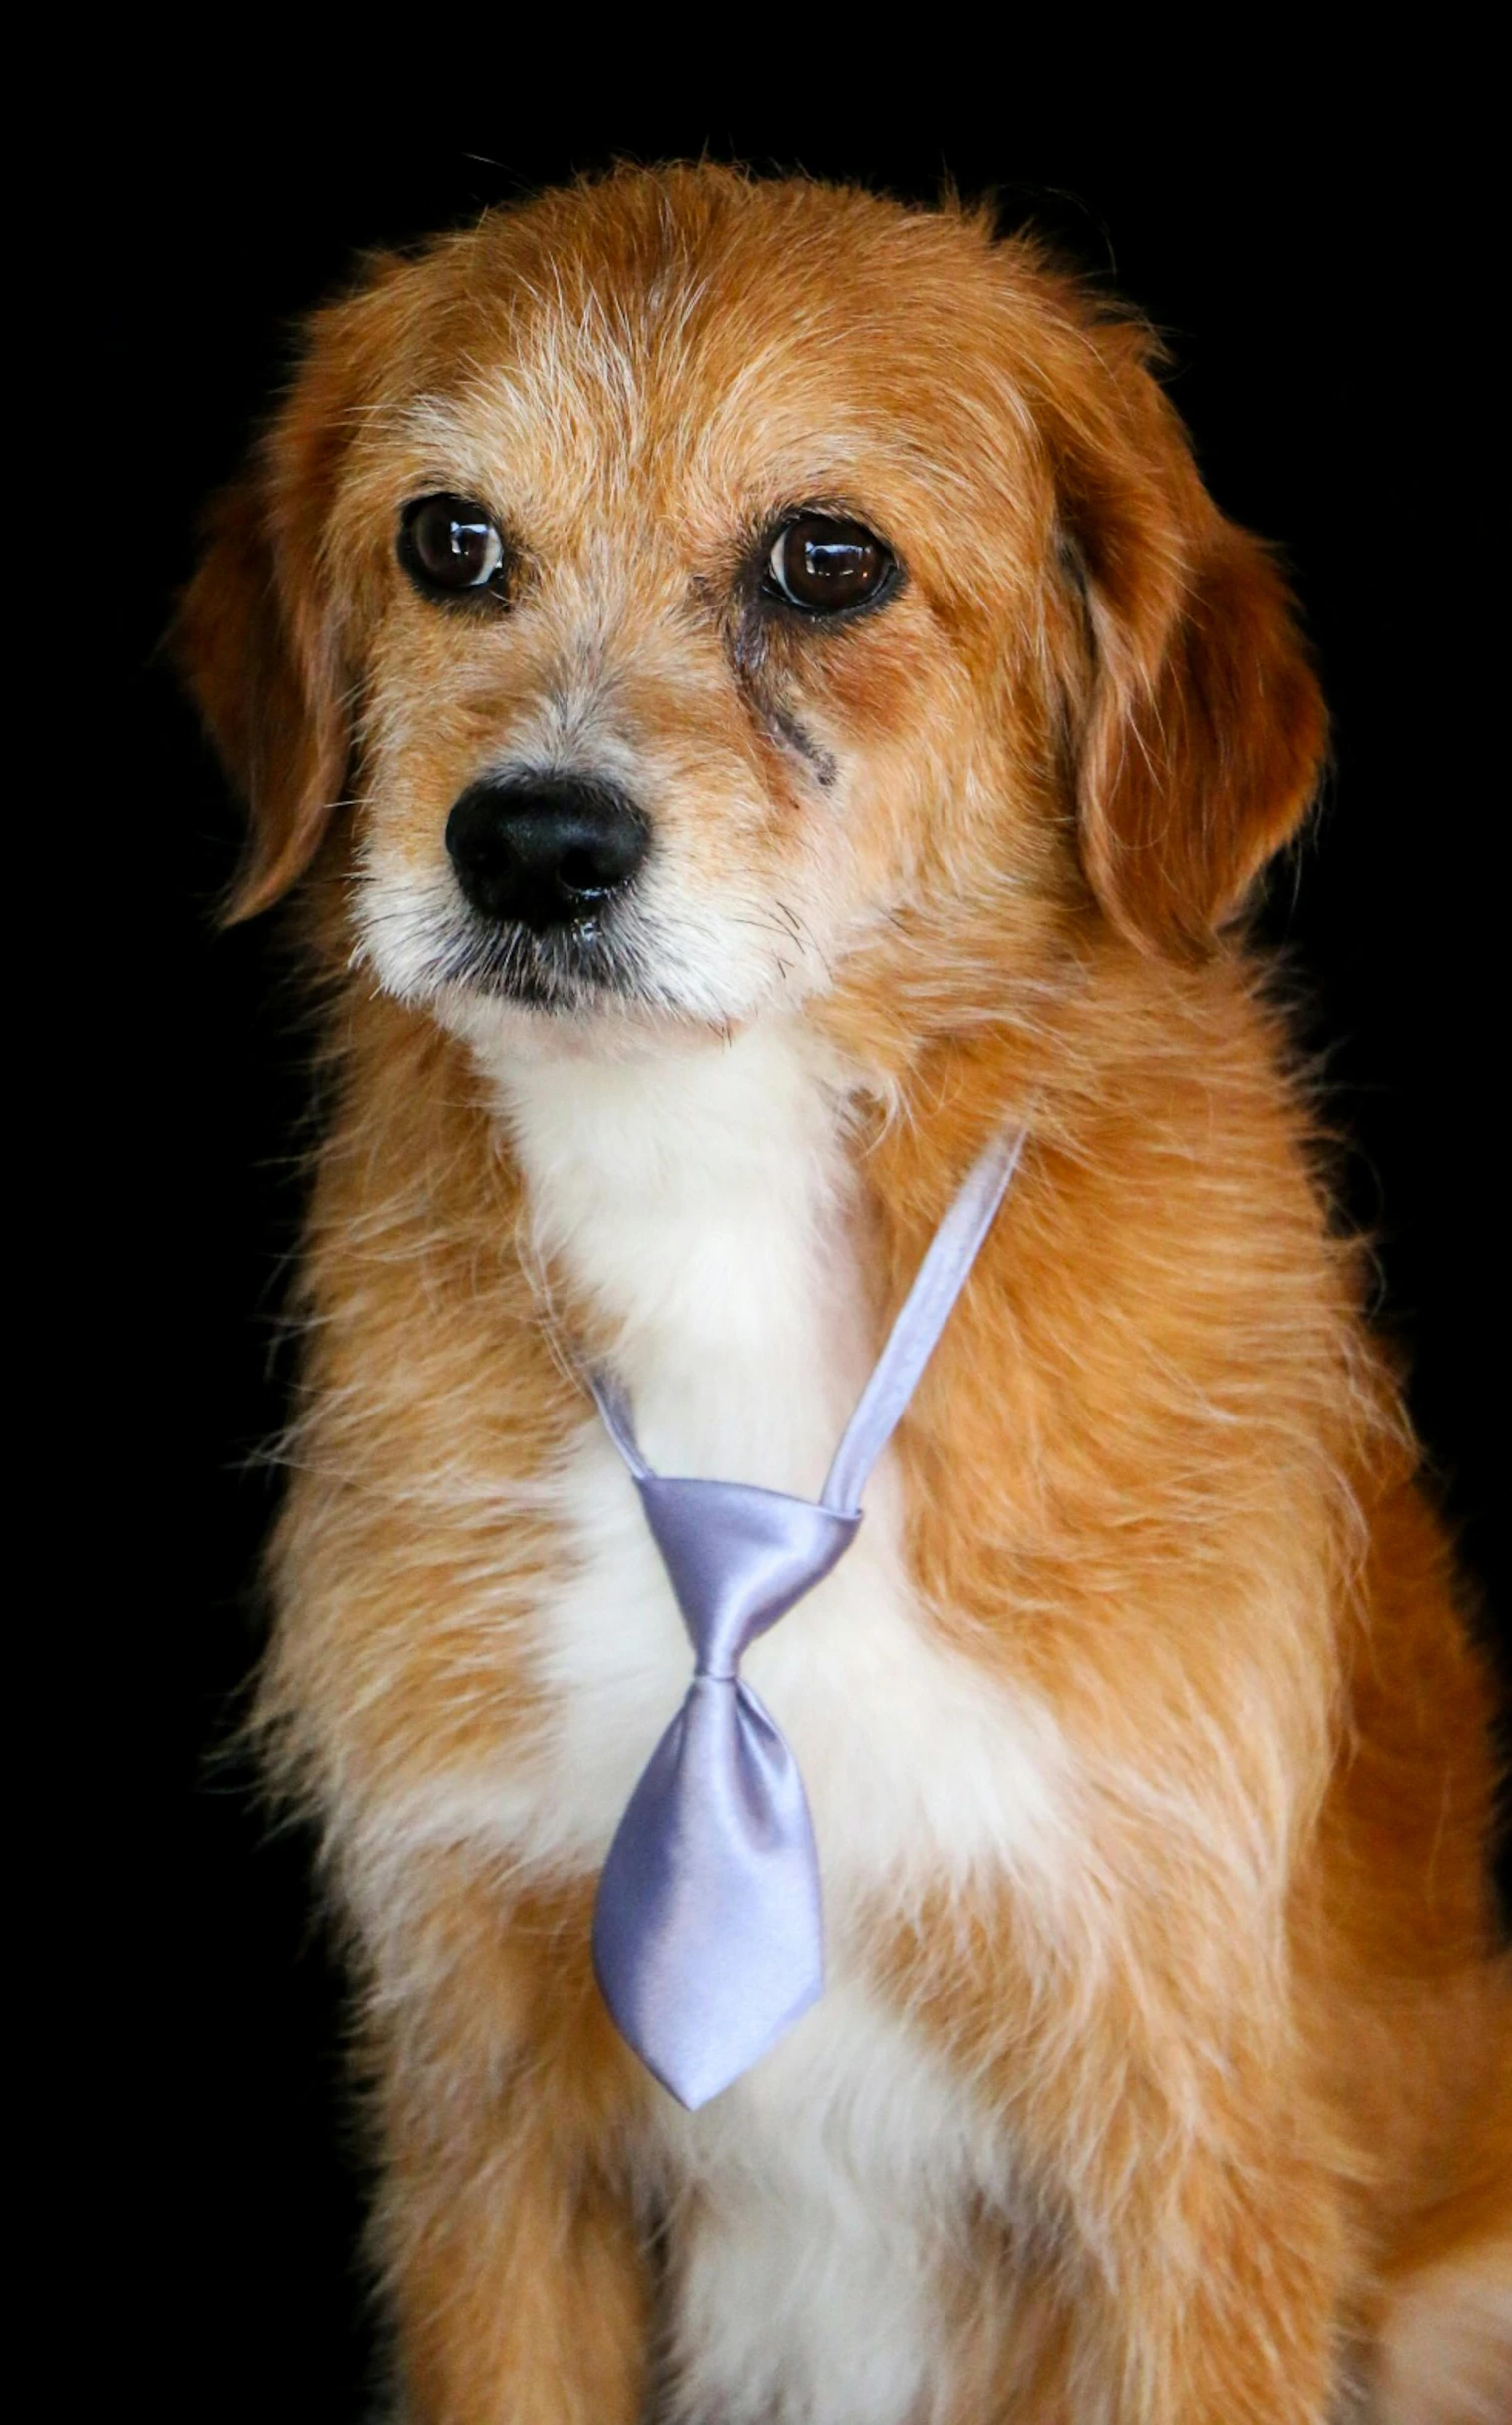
[{"left": 445, "top": 773, "right": 649, "bottom": 933}]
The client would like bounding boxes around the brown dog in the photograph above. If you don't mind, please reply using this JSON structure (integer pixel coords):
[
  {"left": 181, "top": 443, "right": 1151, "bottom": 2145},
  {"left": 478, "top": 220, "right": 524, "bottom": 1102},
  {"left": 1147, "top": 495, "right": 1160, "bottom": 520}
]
[{"left": 178, "top": 164, "right": 1511, "bottom": 2423}]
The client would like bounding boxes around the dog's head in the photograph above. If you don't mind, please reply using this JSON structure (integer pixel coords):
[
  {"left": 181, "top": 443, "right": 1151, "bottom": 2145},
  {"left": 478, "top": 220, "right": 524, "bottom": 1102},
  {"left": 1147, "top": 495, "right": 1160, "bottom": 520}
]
[{"left": 177, "top": 167, "right": 1324, "bottom": 1045}]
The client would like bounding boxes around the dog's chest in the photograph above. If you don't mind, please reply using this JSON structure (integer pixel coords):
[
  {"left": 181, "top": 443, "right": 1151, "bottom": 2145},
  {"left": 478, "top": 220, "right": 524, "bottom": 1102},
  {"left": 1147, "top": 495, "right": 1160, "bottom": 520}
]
[
  {"left": 483, "top": 1026, "right": 1063, "bottom": 2421},
  {"left": 491, "top": 1026, "right": 1065, "bottom": 1911}
]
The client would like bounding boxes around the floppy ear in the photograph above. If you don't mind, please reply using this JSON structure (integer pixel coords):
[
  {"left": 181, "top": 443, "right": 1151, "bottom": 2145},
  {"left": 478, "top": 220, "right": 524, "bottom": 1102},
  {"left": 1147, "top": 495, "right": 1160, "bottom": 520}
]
[
  {"left": 174, "top": 445, "right": 352, "bottom": 923},
  {"left": 1055, "top": 330, "right": 1327, "bottom": 961}
]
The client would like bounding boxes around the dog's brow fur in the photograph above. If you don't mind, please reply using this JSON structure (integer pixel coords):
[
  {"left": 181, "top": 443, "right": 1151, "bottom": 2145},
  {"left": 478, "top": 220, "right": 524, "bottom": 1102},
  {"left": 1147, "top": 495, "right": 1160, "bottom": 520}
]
[{"left": 175, "top": 162, "right": 1512, "bottom": 2425}]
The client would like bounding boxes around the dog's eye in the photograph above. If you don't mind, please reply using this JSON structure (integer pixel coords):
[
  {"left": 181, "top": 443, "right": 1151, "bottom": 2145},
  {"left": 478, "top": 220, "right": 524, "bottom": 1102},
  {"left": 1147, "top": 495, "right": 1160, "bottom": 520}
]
[
  {"left": 764, "top": 515, "right": 895, "bottom": 614},
  {"left": 399, "top": 494, "right": 509, "bottom": 599}
]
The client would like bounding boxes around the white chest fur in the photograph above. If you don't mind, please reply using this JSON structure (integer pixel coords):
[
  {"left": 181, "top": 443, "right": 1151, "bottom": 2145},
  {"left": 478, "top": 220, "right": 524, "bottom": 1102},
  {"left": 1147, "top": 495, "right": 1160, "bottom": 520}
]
[
  {"left": 488, "top": 1020, "right": 1071, "bottom": 1904},
  {"left": 451, "top": 1017, "right": 1070, "bottom": 2423}
]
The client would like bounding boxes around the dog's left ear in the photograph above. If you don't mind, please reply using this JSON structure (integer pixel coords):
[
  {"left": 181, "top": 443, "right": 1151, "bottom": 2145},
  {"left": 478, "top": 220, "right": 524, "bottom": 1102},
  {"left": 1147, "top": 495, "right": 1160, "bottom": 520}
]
[{"left": 1051, "top": 325, "right": 1327, "bottom": 962}]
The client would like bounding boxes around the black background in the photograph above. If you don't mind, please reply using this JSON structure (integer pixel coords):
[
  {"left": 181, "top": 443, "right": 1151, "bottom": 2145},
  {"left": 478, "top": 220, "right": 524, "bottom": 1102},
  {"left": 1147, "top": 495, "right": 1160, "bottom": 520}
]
[{"left": 100, "top": 90, "right": 1502, "bottom": 2423}]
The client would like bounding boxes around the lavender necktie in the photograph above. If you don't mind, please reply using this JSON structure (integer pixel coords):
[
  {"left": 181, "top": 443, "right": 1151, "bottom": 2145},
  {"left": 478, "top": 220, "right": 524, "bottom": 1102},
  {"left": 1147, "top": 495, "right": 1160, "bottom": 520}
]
[{"left": 589, "top": 1125, "right": 1026, "bottom": 2109}]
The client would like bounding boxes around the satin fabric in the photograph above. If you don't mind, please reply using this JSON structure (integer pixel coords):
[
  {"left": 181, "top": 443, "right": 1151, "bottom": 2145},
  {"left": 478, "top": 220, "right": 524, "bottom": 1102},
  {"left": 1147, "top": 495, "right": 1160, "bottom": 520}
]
[{"left": 588, "top": 1125, "right": 1026, "bottom": 2108}]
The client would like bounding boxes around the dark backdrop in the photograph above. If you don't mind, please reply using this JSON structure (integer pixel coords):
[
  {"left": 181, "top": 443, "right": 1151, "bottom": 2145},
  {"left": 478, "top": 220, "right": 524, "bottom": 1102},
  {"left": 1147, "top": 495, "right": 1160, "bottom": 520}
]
[{"left": 104, "top": 96, "right": 1502, "bottom": 2424}]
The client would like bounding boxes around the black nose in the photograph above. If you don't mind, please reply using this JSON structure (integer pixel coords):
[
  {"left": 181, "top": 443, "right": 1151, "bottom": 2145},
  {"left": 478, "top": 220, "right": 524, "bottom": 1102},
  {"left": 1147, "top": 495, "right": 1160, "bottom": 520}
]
[{"left": 445, "top": 775, "right": 649, "bottom": 931}]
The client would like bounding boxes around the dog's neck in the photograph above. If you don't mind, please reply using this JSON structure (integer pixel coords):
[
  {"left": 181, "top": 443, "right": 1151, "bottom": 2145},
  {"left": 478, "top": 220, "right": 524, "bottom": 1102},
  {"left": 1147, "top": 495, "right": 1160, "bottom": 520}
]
[{"left": 481, "top": 1014, "right": 876, "bottom": 1497}]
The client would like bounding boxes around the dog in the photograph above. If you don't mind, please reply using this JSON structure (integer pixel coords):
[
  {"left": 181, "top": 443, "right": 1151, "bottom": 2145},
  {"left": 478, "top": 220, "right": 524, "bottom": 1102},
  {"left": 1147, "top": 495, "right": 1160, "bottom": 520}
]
[{"left": 177, "top": 163, "right": 1511, "bottom": 2424}]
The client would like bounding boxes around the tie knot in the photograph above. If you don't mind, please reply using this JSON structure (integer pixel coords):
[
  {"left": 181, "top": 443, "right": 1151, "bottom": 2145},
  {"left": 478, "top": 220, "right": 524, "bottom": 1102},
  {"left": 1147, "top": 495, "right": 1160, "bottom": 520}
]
[{"left": 634, "top": 1474, "right": 860, "bottom": 1677}]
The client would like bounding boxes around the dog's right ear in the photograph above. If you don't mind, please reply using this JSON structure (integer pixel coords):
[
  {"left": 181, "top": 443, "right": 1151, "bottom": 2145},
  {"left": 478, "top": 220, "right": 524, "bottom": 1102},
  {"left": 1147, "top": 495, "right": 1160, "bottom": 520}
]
[
  {"left": 173, "top": 442, "right": 352, "bottom": 923},
  {"left": 173, "top": 242, "right": 414, "bottom": 922}
]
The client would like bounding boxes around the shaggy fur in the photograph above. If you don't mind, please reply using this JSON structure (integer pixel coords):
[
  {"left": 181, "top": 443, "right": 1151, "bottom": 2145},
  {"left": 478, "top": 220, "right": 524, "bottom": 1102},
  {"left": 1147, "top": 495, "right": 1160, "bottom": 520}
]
[{"left": 178, "top": 165, "right": 1511, "bottom": 2423}]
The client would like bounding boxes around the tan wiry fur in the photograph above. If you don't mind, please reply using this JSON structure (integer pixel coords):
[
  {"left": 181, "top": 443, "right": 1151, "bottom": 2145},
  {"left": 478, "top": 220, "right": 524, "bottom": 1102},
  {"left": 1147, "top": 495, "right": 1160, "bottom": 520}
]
[{"left": 178, "top": 166, "right": 1510, "bottom": 2422}]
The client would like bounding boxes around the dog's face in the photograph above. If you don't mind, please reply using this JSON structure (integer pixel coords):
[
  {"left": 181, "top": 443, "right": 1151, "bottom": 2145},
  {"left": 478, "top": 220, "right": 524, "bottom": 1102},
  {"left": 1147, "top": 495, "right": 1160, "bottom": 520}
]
[
  {"left": 330, "top": 181, "right": 1057, "bottom": 1038},
  {"left": 179, "top": 169, "right": 1325, "bottom": 1045}
]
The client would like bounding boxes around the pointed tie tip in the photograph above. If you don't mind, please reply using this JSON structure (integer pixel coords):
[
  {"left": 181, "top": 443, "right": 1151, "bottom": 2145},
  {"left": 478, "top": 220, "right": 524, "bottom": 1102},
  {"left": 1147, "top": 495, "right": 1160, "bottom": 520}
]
[{"left": 604, "top": 1972, "right": 827, "bottom": 2111}]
